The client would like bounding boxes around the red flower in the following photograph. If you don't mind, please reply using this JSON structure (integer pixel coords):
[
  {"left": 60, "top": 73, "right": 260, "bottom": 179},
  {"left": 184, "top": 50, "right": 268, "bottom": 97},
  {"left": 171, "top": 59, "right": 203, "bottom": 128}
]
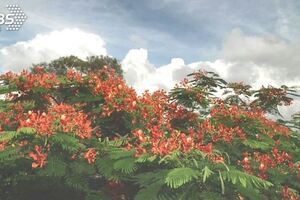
[
  {"left": 29, "top": 145, "right": 48, "bottom": 168},
  {"left": 84, "top": 148, "right": 98, "bottom": 164},
  {"left": 198, "top": 143, "right": 213, "bottom": 154},
  {"left": 133, "top": 129, "right": 147, "bottom": 143}
]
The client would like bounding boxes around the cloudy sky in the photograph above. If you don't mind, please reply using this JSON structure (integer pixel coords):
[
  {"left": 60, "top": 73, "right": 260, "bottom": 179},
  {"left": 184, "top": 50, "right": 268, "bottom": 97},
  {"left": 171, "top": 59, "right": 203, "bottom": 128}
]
[{"left": 0, "top": 0, "right": 299, "bottom": 117}]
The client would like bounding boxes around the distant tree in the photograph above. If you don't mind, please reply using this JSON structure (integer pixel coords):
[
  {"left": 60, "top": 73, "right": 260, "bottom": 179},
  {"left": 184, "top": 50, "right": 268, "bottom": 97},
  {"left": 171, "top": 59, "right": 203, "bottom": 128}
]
[{"left": 32, "top": 55, "right": 122, "bottom": 75}]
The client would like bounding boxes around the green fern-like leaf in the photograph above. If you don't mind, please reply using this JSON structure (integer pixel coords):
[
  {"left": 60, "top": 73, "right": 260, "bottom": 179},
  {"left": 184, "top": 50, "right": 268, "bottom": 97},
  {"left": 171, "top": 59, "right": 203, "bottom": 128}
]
[
  {"left": 135, "top": 153, "right": 157, "bottom": 163},
  {"left": 0, "top": 85, "right": 18, "bottom": 94},
  {"left": 37, "top": 156, "right": 67, "bottom": 177},
  {"left": 17, "top": 127, "right": 36, "bottom": 135},
  {"left": 0, "top": 128, "right": 36, "bottom": 143},
  {"left": 65, "top": 175, "right": 88, "bottom": 191},
  {"left": 134, "top": 170, "right": 178, "bottom": 200},
  {"left": 0, "top": 131, "right": 18, "bottom": 142},
  {"left": 0, "top": 146, "right": 21, "bottom": 162},
  {"left": 133, "top": 170, "right": 169, "bottom": 187},
  {"left": 236, "top": 184, "right": 263, "bottom": 200},
  {"left": 242, "top": 138, "right": 274, "bottom": 151},
  {"left": 96, "top": 156, "right": 121, "bottom": 181},
  {"left": 50, "top": 133, "right": 85, "bottom": 153},
  {"left": 221, "top": 169, "right": 273, "bottom": 189},
  {"left": 109, "top": 149, "right": 135, "bottom": 160},
  {"left": 69, "top": 160, "right": 96, "bottom": 176},
  {"left": 113, "top": 157, "right": 137, "bottom": 174},
  {"left": 134, "top": 183, "right": 163, "bottom": 200},
  {"left": 165, "top": 167, "right": 201, "bottom": 189},
  {"left": 202, "top": 166, "right": 214, "bottom": 183},
  {"left": 108, "top": 137, "right": 128, "bottom": 147}
]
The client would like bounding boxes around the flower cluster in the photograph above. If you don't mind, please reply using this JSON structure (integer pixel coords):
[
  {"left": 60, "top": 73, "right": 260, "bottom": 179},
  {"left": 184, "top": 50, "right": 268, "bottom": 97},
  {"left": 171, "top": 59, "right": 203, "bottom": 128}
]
[
  {"left": 211, "top": 103, "right": 290, "bottom": 137},
  {"left": 84, "top": 148, "right": 98, "bottom": 164},
  {"left": 282, "top": 186, "right": 300, "bottom": 200},
  {"left": 2, "top": 68, "right": 59, "bottom": 92},
  {"left": 211, "top": 124, "right": 246, "bottom": 142},
  {"left": 89, "top": 67, "right": 138, "bottom": 117},
  {"left": 20, "top": 111, "right": 55, "bottom": 136},
  {"left": 0, "top": 102, "right": 25, "bottom": 131},
  {"left": 253, "top": 86, "right": 293, "bottom": 107},
  {"left": 66, "top": 69, "right": 84, "bottom": 83},
  {"left": 19, "top": 103, "right": 93, "bottom": 139},
  {"left": 50, "top": 104, "right": 93, "bottom": 139},
  {"left": 29, "top": 145, "right": 48, "bottom": 168},
  {"left": 239, "top": 148, "right": 297, "bottom": 180}
]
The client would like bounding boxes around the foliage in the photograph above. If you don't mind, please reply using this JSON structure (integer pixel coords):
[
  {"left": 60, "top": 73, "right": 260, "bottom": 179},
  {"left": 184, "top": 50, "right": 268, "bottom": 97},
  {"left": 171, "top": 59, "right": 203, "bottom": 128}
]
[{"left": 0, "top": 59, "right": 299, "bottom": 200}]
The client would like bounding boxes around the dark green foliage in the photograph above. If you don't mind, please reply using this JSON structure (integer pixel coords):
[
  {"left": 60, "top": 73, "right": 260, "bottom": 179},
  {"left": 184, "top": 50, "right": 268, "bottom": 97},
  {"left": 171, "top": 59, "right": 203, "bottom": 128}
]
[{"left": 33, "top": 55, "right": 123, "bottom": 75}]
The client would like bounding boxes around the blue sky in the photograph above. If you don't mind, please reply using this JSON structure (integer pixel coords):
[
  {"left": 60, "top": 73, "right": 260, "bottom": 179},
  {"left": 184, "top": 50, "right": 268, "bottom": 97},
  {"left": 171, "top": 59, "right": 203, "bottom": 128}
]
[{"left": 0, "top": 0, "right": 299, "bottom": 65}]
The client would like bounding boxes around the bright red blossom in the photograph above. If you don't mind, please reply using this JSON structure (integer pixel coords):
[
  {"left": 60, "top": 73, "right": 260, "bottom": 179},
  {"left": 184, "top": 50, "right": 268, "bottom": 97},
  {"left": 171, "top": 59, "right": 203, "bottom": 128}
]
[
  {"left": 19, "top": 104, "right": 93, "bottom": 139},
  {"left": 29, "top": 145, "right": 48, "bottom": 168},
  {"left": 84, "top": 148, "right": 98, "bottom": 164}
]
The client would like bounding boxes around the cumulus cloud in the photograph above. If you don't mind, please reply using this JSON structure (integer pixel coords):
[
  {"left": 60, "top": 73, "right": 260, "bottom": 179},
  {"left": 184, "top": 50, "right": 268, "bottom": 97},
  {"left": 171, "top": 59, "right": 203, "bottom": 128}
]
[
  {"left": 121, "top": 48, "right": 230, "bottom": 93},
  {"left": 122, "top": 29, "right": 300, "bottom": 95},
  {"left": 0, "top": 28, "right": 107, "bottom": 72},
  {"left": 221, "top": 28, "right": 300, "bottom": 85},
  {"left": 122, "top": 29, "right": 300, "bottom": 93}
]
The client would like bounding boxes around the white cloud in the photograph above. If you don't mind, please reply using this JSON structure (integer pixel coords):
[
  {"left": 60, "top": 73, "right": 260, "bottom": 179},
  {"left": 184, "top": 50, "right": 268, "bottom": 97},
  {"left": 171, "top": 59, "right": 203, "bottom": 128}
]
[
  {"left": 221, "top": 28, "right": 300, "bottom": 85},
  {"left": 122, "top": 29, "right": 300, "bottom": 95},
  {"left": 121, "top": 48, "right": 230, "bottom": 93},
  {"left": 0, "top": 28, "right": 107, "bottom": 72}
]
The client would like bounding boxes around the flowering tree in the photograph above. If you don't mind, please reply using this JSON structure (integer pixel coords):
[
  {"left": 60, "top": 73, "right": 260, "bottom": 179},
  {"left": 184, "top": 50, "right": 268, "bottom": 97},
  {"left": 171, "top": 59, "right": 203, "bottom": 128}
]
[{"left": 0, "top": 62, "right": 299, "bottom": 200}]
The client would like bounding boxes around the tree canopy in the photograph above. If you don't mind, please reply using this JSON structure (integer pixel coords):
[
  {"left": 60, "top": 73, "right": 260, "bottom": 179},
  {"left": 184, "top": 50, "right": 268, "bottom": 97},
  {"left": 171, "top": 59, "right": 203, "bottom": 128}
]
[{"left": 0, "top": 57, "right": 299, "bottom": 200}]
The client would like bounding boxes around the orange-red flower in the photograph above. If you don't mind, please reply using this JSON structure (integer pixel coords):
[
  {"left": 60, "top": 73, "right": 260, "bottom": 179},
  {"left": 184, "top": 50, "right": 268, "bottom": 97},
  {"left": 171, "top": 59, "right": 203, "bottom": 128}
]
[
  {"left": 84, "top": 148, "right": 98, "bottom": 164},
  {"left": 29, "top": 145, "right": 48, "bottom": 168},
  {"left": 19, "top": 103, "right": 93, "bottom": 139}
]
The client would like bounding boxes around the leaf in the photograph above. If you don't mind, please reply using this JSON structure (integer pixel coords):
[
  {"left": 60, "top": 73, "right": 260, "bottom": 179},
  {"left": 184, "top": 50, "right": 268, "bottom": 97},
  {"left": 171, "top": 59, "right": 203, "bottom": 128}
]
[
  {"left": 235, "top": 185, "right": 263, "bottom": 200},
  {"left": 133, "top": 170, "right": 169, "bottom": 187},
  {"left": 113, "top": 157, "right": 137, "bottom": 174},
  {"left": 50, "top": 133, "right": 84, "bottom": 153},
  {"left": 165, "top": 167, "right": 201, "bottom": 189},
  {"left": 109, "top": 149, "right": 135, "bottom": 160},
  {"left": 0, "top": 85, "right": 17, "bottom": 94},
  {"left": 0, "top": 146, "right": 21, "bottom": 162},
  {"left": 134, "top": 183, "right": 162, "bottom": 200},
  {"left": 218, "top": 170, "right": 225, "bottom": 194},
  {"left": 242, "top": 139, "right": 272, "bottom": 151},
  {"left": 96, "top": 156, "right": 121, "bottom": 181},
  {"left": 65, "top": 175, "right": 88, "bottom": 191},
  {"left": 222, "top": 169, "right": 273, "bottom": 189},
  {"left": 202, "top": 166, "right": 214, "bottom": 183},
  {"left": 70, "top": 160, "right": 96, "bottom": 176},
  {"left": 135, "top": 153, "right": 157, "bottom": 163},
  {"left": 37, "top": 156, "right": 67, "bottom": 177},
  {"left": 239, "top": 176, "right": 247, "bottom": 188},
  {"left": 17, "top": 127, "right": 36, "bottom": 135},
  {"left": 0, "top": 131, "right": 18, "bottom": 142}
]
